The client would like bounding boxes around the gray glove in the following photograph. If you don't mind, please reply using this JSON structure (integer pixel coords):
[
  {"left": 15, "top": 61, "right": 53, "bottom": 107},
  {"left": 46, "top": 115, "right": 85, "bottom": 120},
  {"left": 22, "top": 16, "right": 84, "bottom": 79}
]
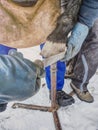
[
  {"left": 0, "top": 50, "right": 44, "bottom": 104},
  {"left": 63, "top": 22, "right": 89, "bottom": 61}
]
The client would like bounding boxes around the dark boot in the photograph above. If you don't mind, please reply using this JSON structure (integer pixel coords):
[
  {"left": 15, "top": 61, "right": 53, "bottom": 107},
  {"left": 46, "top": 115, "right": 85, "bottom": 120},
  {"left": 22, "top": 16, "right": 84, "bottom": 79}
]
[
  {"left": 0, "top": 103, "right": 7, "bottom": 112},
  {"left": 70, "top": 82, "right": 94, "bottom": 103},
  {"left": 50, "top": 90, "right": 75, "bottom": 107}
]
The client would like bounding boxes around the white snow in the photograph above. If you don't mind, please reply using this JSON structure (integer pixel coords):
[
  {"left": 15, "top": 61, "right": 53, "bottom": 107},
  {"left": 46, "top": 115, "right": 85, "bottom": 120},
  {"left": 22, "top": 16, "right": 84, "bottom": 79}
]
[{"left": 0, "top": 46, "right": 98, "bottom": 130}]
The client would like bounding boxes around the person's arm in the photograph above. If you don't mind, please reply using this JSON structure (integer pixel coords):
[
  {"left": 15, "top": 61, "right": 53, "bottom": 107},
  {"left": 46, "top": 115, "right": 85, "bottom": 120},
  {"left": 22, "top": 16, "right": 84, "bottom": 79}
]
[
  {"left": 63, "top": 0, "right": 98, "bottom": 61},
  {"left": 0, "top": 50, "right": 44, "bottom": 104},
  {"left": 79, "top": 0, "right": 98, "bottom": 28}
]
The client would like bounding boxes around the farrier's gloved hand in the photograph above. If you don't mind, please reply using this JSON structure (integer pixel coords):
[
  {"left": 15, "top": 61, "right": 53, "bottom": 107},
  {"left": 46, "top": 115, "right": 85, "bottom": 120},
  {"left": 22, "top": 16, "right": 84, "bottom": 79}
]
[
  {"left": 0, "top": 50, "right": 44, "bottom": 105},
  {"left": 63, "top": 22, "right": 89, "bottom": 61}
]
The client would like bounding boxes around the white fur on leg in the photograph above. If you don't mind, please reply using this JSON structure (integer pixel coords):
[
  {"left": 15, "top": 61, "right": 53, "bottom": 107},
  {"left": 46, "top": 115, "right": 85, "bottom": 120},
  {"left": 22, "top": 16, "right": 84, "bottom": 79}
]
[{"left": 40, "top": 40, "right": 67, "bottom": 58}]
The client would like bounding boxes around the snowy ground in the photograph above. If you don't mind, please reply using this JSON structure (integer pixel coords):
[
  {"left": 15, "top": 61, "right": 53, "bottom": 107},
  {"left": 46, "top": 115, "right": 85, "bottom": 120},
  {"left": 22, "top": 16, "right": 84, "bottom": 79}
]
[{"left": 0, "top": 46, "right": 98, "bottom": 130}]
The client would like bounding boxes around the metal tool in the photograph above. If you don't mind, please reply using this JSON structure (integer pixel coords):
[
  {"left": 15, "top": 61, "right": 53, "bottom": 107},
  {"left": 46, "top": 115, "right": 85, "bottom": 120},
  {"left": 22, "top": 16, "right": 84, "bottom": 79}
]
[{"left": 43, "top": 51, "right": 65, "bottom": 67}]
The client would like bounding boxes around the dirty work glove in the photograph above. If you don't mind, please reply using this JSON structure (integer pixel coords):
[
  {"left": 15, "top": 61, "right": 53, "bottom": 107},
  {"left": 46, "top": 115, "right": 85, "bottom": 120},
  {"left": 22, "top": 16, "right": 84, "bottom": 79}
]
[
  {"left": 0, "top": 50, "right": 44, "bottom": 105},
  {"left": 63, "top": 22, "right": 89, "bottom": 61}
]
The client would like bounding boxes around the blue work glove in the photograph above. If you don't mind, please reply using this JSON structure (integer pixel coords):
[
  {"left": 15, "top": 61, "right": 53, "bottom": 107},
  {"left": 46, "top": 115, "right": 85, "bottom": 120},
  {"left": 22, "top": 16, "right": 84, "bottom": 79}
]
[
  {"left": 0, "top": 50, "right": 44, "bottom": 104},
  {"left": 63, "top": 22, "right": 89, "bottom": 61}
]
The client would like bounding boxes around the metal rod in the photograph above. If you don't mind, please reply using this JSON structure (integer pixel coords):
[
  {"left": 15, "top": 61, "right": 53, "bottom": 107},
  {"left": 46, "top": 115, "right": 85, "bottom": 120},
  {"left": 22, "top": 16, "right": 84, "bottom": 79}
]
[
  {"left": 52, "top": 111, "right": 62, "bottom": 130},
  {"left": 12, "top": 103, "right": 52, "bottom": 112},
  {"left": 50, "top": 63, "right": 62, "bottom": 130},
  {"left": 50, "top": 63, "right": 57, "bottom": 108}
]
